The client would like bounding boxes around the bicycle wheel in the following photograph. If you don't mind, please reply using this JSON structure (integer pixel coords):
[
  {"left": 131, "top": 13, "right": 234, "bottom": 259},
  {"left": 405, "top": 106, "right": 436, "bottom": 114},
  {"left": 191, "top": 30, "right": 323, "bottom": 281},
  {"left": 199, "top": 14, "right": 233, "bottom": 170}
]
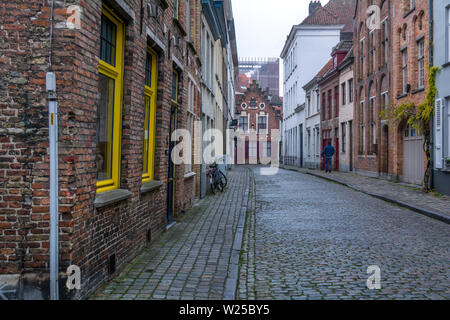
[
  {"left": 209, "top": 175, "right": 216, "bottom": 194},
  {"left": 219, "top": 171, "right": 227, "bottom": 189}
]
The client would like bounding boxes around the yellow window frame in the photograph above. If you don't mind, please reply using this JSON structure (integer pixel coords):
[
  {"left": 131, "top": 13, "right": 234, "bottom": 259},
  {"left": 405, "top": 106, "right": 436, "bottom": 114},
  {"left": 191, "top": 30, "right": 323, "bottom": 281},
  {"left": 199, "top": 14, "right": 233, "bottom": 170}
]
[
  {"left": 97, "top": 4, "right": 125, "bottom": 193},
  {"left": 142, "top": 48, "right": 158, "bottom": 182},
  {"left": 173, "top": 0, "right": 179, "bottom": 19}
]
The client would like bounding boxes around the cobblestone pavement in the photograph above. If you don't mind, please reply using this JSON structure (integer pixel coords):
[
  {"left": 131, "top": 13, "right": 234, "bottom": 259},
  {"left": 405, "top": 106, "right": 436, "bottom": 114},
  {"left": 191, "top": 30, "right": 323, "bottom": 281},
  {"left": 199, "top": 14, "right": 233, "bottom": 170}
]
[
  {"left": 92, "top": 167, "right": 249, "bottom": 300},
  {"left": 238, "top": 166, "right": 450, "bottom": 300},
  {"left": 284, "top": 165, "right": 450, "bottom": 219}
]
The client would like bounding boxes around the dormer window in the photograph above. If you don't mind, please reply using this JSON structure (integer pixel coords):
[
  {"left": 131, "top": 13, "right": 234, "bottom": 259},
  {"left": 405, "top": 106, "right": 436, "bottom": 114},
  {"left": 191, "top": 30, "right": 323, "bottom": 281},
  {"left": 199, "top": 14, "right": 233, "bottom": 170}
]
[
  {"left": 334, "top": 56, "right": 337, "bottom": 68},
  {"left": 250, "top": 97, "right": 257, "bottom": 108}
]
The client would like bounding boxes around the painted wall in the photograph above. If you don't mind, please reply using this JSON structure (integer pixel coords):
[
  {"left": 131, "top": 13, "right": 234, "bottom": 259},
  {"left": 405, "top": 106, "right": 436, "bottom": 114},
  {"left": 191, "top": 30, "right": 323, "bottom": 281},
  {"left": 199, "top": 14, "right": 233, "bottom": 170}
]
[{"left": 432, "top": 0, "right": 450, "bottom": 195}]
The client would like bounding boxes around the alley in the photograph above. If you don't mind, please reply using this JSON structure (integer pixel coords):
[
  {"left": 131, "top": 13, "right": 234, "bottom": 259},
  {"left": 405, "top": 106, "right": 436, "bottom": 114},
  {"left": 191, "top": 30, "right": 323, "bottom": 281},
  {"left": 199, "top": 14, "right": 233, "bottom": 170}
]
[
  {"left": 238, "top": 167, "right": 449, "bottom": 299},
  {"left": 93, "top": 167, "right": 249, "bottom": 300}
]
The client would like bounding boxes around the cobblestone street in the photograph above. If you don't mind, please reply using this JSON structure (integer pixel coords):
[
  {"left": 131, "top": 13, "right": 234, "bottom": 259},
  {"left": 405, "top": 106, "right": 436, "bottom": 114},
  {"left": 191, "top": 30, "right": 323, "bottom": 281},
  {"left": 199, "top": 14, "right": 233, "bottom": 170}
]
[
  {"left": 93, "top": 166, "right": 449, "bottom": 300},
  {"left": 93, "top": 167, "right": 249, "bottom": 300},
  {"left": 238, "top": 167, "right": 450, "bottom": 300}
]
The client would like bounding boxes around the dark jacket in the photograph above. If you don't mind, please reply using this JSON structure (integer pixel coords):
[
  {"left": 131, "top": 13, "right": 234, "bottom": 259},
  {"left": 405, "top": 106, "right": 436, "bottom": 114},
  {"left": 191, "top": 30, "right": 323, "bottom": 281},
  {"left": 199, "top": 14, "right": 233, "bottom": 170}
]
[{"left": 321, "top": 144, "right": 336, "bottom": 159}]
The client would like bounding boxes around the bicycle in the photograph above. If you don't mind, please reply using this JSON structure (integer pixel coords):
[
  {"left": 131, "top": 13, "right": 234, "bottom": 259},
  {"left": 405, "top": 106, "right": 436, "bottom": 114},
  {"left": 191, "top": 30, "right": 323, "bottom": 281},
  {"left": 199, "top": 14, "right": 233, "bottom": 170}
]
[{"left": 207, "top": 162, "right": 227, "bottom": 194}]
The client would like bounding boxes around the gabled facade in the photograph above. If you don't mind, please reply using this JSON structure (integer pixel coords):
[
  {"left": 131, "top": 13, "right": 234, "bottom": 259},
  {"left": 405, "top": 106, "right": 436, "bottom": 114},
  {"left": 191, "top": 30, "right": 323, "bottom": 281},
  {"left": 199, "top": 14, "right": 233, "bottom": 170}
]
[{"left": 235, "top": 82, "right": 281, "bottom": 165}]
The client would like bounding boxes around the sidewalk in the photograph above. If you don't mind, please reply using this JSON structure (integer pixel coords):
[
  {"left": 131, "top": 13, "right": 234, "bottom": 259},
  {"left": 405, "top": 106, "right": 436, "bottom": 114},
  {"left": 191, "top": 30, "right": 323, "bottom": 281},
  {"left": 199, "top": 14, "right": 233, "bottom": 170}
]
[
  {"left": 91, "top": 166, "right": 250, "bottom": 300},
  {"left": 281, "top": 165, "right": 450, "bottom": 224}
]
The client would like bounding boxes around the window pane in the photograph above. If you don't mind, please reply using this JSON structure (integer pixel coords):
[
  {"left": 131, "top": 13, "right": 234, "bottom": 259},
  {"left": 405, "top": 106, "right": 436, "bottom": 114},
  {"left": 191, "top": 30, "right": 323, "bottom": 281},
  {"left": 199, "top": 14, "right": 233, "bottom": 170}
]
[
  {"left": 145, "top": 52, "right": 152, "bottom": 87},
  {"left": 142, "top": 95, "right": 151, "bottom": 175},
  {"left": 172, "top": 71, "right": 178, "bottom": 102},
  {"left": 100, "top": 14, "right": 117, "bottom": 66},
  {"left": 97, "top": 74, "right": 115, "bottom": 181}
]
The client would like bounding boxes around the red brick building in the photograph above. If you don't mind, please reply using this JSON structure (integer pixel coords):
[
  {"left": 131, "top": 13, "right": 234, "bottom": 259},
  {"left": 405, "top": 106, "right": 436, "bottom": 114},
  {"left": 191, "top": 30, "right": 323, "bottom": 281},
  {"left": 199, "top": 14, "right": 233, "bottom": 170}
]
[
  {"left": 353, "top": 0, "right": 429, "bottom": 185},
  {"left": 353, "top": 0, "right": 392, "bottom": 178},
  {"left": 391, "top": 0, "right": 430, "bottom": 185},
  {"left": 0, "top": 0, "right": 202, "bottom": 299},
  {"left": 318, "top": 40, "right": 352, "bottom": 171},
  {"left": 235, "top": 81, "right": 281, "bottom": 164}
]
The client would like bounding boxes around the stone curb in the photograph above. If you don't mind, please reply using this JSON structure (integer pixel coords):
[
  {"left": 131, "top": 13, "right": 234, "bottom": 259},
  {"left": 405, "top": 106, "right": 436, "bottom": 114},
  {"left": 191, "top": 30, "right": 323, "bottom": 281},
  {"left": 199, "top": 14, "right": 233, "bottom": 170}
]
[
  {"left": 281, "top": 165, "right": 450, "bottom": 225},
  {"left": 224, "top": 168, "right": 251, "bottom": 300}
]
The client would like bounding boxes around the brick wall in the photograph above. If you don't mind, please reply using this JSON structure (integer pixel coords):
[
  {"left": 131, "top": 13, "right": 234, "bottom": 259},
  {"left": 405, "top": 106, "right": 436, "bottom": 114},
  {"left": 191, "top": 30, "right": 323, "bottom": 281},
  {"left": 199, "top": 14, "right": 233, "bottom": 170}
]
[{"left": 0, "top": 0, "right": 202, "bottom": 299}]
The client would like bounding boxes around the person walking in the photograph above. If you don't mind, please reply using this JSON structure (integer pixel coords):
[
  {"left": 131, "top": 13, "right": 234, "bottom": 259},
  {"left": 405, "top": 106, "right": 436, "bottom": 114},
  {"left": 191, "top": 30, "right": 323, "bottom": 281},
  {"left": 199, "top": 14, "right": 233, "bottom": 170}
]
[{"left": 321, "top": 142, "right": 336, "bottom": 173}]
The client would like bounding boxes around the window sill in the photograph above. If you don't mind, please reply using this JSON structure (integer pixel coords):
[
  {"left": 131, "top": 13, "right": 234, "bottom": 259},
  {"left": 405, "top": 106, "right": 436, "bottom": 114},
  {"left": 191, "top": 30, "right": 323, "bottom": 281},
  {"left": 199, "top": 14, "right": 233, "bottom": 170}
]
[
  {"left": 396, "top": 93, "right": 408, "bottom": 100},
  {"left": 140, "top": 180, "right": 163, "bottom": 194},
  {"left": 94, "top": 189, "right": 132, "bottom": 209},
  {"left": 442, "top": 61, "right": 450, "bottom": 69},
  {"left": 184, "top": 172, "right": 196, "bottom": 180},
  {"left": 412, "top": 87, "right": 425, "bottom": 94}
]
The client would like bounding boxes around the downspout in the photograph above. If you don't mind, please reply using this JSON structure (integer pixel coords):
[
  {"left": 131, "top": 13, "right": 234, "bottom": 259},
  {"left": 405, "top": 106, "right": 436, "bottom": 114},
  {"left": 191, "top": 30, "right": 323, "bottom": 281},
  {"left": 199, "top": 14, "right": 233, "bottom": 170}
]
[
  {"left": 429, "top": 0, "right": 434, "bottom": 190},
  {"left": 47, "top": 0, "right": 59, "bottom": 300}
]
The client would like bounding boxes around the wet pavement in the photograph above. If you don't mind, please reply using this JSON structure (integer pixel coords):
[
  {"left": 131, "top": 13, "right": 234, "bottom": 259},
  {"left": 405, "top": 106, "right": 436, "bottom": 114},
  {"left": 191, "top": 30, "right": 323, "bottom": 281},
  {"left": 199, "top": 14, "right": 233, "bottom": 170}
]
[{"left": 238, "top": 166, "right": 450, "bottom": 300}]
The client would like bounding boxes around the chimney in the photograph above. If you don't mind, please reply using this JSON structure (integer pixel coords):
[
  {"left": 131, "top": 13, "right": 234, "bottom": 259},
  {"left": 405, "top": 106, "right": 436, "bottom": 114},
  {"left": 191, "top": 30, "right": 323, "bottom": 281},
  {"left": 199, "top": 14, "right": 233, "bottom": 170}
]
[{"left": 309, "top": 1, "right": 321, "bottom": 16}]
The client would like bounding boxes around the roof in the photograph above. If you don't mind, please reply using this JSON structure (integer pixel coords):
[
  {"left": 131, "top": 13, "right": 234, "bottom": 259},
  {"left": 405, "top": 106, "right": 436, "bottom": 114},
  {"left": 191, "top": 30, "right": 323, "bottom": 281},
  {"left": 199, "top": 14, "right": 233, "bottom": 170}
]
[
  {"left": 300, "top": 0, "right": 356, "bottom": 32},
  {"left": 281, "top": 0, "right": 356, "bottom": 58}
]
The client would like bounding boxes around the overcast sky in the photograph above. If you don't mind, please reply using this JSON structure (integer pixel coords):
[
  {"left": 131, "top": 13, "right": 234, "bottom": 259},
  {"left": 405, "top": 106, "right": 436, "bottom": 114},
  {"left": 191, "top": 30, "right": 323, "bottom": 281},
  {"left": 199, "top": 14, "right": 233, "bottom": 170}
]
[{"left": 232, "top": 0, "right": 330, "bottom": 95}]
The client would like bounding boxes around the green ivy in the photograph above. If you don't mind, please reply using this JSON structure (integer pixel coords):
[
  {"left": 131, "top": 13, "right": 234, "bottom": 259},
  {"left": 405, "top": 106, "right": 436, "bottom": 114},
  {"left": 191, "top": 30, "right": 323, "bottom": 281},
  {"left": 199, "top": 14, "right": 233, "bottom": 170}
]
[{"left": 386, "top": 65, "right": 440, "bottom": 192}]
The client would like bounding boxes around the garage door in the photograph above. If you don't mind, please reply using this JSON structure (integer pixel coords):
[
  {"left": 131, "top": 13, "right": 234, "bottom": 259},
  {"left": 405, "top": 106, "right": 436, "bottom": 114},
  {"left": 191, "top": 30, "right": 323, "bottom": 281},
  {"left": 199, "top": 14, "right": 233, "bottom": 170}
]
[{"left": 403, "top": 125, "right": 425, "bottom": 185}]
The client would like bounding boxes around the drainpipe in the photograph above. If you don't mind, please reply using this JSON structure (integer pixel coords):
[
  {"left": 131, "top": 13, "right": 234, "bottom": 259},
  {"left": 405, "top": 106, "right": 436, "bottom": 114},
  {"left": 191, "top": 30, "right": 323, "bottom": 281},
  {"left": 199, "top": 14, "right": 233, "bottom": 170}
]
[
  {"left": 429, "top": 0, "right": 434, "bottom": 190},
  {"left": 47, "top": 0, "right": 59, "bottom": 300}
]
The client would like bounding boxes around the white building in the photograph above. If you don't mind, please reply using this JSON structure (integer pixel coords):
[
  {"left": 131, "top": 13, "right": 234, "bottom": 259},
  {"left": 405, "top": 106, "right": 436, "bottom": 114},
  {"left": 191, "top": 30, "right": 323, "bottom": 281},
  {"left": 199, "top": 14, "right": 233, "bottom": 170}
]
[
  {"left": 337, "top": 49, "right": 354, "bottom": 172},
  {"left": 280, "top": 0, "right": 355, "bottom": 167}
]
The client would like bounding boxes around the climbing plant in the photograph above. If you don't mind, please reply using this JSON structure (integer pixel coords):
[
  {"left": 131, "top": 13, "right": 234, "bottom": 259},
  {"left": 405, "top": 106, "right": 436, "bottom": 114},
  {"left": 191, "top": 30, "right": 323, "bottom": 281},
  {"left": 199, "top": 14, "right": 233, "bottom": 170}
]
[{"left": 383, "top": 65, "right": 439, "bottom": 192}]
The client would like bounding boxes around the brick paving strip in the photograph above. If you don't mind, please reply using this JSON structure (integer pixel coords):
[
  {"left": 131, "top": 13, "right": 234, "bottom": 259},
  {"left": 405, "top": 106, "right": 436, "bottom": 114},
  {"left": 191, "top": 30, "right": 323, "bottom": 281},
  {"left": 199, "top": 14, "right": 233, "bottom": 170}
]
[
  {"left": 282, "top": 165, "right": 450, "bottom": 224},
  {"left": 92, "top": 166, "right": 250, "bottom": 300}
]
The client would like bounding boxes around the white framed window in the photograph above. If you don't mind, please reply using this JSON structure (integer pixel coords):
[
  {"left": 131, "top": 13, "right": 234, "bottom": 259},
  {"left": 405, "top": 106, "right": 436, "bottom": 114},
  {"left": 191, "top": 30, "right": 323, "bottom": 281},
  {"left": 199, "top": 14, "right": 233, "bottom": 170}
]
[
  {"left": 239, "top": 115, "right": 249, "bottom": 132},
  {"left": 381, "top": 91, "right": 389, "bottom": 113},
  {"left": 257, "top": 114, "right": 268, "bottom": 134}
]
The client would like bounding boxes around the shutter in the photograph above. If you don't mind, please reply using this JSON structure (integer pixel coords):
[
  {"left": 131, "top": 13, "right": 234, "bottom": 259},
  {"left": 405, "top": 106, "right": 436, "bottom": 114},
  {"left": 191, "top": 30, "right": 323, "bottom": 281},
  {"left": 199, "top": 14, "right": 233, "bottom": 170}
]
[{"left": 435, "top": 99, "right": 443, "bottom": 169}]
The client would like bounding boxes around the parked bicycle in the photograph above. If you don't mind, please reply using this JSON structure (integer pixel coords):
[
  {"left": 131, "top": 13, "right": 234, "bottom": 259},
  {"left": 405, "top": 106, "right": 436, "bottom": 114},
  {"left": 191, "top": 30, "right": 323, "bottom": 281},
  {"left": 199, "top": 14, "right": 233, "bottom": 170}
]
[{"left": 207, "top": 162, "right": 227, "bottom": 194}]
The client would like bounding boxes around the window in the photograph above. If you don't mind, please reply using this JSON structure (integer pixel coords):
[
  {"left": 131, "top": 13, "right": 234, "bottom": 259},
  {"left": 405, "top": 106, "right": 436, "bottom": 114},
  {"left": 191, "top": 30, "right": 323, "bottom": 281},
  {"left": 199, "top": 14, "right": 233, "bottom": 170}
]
[
  {"left": 186, "top": 0, "right": 191, "bottom": 42},
  {"left": 417, "top": 39, "right": 425, "bottom": 89},
  {"left": 97, "top": 5, "right": 124, "bottom": 193},
  {"left": 381, "top": 91, "right": 389, "bottom": 113},
  {"left": 143, "top": 48, "right": 158, "bottom": 181},
  {"left": 239, "top": 115, "right": 248, "bottom": 132},
  {"left": 172, "top": 70, "right": 179, "bottom": 103},
  {"left": 267, "top": 141, "right": 272, "bottom": 157},
  {"left": 341, "top": 122, "right": 346, "bottom": 153},
  {"left": 360, "top": 39, "right": 365, "bottom": 79},
  {"left": 369, "top": 30, "right": 376, "bottom": 73},
  {"left": 258, "top": 115, "right": 267, "bottom": 133},
  {"left": 370, "top": 97, "right": 376, "bottom": 149},
  {"left": 348, "top": 79, "right": 353, "bottom": 103},
  {"left": 341, "top": 82, "right": 346, "bottom": 105},
  {"left": 334, "top": 86, "right": 339, "bottom": 117},
  {"left": 307, "top": 129, "right": 311, "bottom": 156},
  {"left": 185, "top": 79, "right": 196, "bottom": 174},
  {"left": 173, "top": 0, "right": 179, "bottom": 19},
  {"left": 402, "top": 49, "right": 408, "bottom": 94},
  {"left": 381, "top": 19, "right": 389, "bottom": 66}
]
